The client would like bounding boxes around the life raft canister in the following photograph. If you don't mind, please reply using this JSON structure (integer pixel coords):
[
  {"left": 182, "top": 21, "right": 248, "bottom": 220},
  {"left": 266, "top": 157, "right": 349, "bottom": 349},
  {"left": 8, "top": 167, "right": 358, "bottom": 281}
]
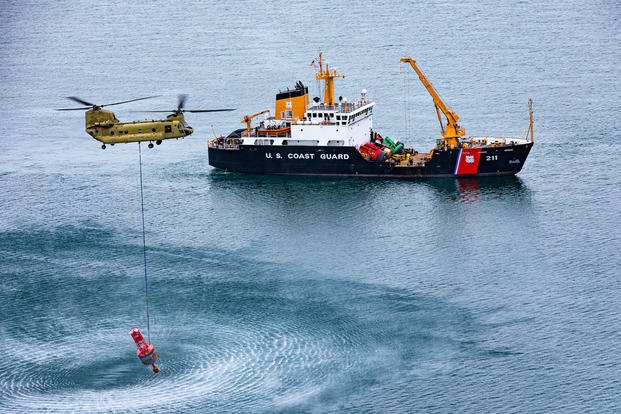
[{"left": 129, "top": 327, "right": 160, "bottom": 373}]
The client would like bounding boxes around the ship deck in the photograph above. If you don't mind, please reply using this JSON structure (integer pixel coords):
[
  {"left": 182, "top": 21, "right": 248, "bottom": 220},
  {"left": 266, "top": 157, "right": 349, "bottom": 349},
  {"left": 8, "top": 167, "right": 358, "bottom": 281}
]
[{"left": 393, "top": 153, "right": 431, "bottom": 168}]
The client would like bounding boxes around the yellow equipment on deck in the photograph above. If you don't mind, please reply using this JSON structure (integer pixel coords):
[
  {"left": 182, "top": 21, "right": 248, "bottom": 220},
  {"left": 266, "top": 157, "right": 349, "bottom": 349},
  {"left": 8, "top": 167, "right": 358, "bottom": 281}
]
[{"left": 241, "top": 109, "right": 270, "bottom": 135}]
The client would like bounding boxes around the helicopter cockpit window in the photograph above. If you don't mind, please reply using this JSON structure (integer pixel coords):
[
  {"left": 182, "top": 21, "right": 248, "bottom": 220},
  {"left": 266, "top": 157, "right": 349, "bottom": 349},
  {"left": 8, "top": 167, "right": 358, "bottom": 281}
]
[{"left": 165, "top": 125, "right": 172, "bottom": 133}]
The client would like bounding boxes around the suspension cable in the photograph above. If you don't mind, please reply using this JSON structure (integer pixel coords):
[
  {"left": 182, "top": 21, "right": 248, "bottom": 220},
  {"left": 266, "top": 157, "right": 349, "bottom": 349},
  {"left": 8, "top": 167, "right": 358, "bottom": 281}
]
[{"left": 138, "top": 142, "right": 151, "bottom": 343}]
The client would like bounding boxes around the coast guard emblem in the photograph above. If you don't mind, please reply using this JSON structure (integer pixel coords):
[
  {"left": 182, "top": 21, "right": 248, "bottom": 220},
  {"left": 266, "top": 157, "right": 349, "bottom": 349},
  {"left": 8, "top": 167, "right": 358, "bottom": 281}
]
[{"left": 465, "top": 155, "right": 475, "bottom": 163}]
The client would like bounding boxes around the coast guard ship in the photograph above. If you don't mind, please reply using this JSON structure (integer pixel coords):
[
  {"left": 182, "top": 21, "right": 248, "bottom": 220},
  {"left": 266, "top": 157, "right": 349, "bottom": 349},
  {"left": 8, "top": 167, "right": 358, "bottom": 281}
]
[{"left": 208, "top": 54, "right": 533, "bottom": 178}]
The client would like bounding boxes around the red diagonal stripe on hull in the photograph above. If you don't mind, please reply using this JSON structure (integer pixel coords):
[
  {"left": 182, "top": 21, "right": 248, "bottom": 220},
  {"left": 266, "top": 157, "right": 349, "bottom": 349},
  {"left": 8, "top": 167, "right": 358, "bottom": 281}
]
[{"left": 455, "top": 148, "right": 482, "bottom": 175}]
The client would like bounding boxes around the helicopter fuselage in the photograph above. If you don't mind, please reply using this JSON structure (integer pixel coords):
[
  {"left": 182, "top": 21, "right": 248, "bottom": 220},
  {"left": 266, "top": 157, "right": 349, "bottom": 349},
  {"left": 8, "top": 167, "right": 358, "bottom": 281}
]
[{"left": 84, "top": 109, "right": 193, "bottom": 145}]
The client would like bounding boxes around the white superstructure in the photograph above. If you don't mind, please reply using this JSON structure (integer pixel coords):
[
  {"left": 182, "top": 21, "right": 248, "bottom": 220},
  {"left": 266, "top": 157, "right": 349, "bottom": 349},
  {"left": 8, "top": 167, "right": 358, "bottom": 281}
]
[{"left": 241, "top": 91, "right": 374, "bottom": 148}]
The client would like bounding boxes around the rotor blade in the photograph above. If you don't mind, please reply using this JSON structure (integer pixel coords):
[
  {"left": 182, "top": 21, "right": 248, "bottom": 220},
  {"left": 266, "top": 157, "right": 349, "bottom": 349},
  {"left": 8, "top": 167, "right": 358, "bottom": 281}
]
[
  {"left": 66, "top": 96, "right": 95, "bottom": 106},
  {"left": 177, "top": 94, "right": 187, "bottom": 111},
  {"left": 128, "top": 110, "right": 174, "bottom": 113},
  {"left": 102, "top": 95, "right": 160, "bottom": 108},
  {"left": 184, "top": 108, "right": 236, "bottom": 113},
  {"left": 128, "top": 108, "right": 236, "bottom": 113},
  {"left": 55, "top": 106, "right": 93, "bottom": 111}
]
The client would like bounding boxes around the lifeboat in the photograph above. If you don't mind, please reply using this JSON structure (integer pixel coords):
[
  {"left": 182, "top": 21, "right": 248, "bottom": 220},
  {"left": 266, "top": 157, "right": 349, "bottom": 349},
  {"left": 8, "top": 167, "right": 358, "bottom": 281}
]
[{"left": 258, "top": 126, "right": 291, "bottom": 136}]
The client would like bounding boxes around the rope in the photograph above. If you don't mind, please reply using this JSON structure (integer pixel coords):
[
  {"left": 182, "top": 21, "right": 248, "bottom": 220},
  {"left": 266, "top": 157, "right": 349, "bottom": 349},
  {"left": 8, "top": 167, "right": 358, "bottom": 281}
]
[
  {"left": 520, "top": 124, "right": 530, "bottom": 141},
  {"left": 406, "top": 67, "right": 410, "bottom": 140},
  {"left": 402, "top": 65, "right": 409, "bottom": 140},
  {"left": 138, "top": 142, "right": 151, "bottom": 343},
  {"left": 402, "top": 67, "right": 405, "bottom": 138}
]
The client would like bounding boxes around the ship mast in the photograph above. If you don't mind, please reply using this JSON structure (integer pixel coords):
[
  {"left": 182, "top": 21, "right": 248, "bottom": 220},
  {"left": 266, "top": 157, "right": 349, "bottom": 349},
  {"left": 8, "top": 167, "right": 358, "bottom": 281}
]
[{"left": 315, "top": 52, "right": 344, "bottom": 106}]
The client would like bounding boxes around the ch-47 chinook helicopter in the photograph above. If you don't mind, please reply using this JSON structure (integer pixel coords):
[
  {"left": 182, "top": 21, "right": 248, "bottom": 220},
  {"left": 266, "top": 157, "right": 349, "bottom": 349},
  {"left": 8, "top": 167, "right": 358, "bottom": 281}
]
[{"left": 56, "top": 95, "right": 235, "bottom": 149}]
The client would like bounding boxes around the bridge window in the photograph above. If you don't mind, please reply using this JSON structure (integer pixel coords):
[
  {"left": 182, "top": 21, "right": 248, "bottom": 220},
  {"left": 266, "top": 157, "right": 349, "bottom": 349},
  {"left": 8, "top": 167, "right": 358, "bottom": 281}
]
[
  {"left": 254, "top": 139, "right": 273, "bottom": 145},
  {"left": 283, "top": 139, "right": 319, "bottom": 146}
]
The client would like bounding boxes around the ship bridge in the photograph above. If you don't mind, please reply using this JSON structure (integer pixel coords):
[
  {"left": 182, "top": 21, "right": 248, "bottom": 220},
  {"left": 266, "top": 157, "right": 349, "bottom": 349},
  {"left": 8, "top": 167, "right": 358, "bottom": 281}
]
[
  {"left": 302, "top": 94, "right": 374, "bottom": 127},
  {"left": 288, "top": 91, "right": 374, "bottom": 147}
]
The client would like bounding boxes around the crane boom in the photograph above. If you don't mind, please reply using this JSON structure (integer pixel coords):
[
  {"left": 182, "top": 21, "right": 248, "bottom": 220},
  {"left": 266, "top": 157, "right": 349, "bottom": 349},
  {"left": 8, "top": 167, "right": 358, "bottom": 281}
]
[
  {"left": 241, "top": 109, "right": 270, "bottom": 135},
  {"left": 400, "top": 57, "right": 465, "bottom": 148}
]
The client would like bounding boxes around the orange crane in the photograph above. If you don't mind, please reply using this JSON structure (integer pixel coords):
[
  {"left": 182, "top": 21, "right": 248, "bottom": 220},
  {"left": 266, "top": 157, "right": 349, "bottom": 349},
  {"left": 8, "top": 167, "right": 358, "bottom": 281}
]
[
  {"left": 241, "top": 109, "right": 270, "bottom": 135},
  {"left": 400, "top": 57, "right": 465, "bottom": 149}
]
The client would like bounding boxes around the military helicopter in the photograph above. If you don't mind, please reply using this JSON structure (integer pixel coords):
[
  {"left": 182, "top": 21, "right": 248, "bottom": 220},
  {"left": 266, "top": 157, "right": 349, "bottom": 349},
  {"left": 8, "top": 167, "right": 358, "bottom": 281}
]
[{"left": 57, "top": 95, "right": 235, "bottom": 149}]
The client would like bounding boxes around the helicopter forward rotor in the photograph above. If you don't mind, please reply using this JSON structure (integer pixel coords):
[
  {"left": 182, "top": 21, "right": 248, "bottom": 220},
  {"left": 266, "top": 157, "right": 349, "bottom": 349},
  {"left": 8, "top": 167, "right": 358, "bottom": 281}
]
[{"left": 56, "top": 96, "right": 159, "bottom": 111}]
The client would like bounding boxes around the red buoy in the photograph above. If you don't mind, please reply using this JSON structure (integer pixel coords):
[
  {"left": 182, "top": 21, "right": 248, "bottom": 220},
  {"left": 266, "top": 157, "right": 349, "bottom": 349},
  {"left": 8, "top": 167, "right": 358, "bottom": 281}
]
[{"left": 129, "top": 327, "right": 160, "bottom": 373}]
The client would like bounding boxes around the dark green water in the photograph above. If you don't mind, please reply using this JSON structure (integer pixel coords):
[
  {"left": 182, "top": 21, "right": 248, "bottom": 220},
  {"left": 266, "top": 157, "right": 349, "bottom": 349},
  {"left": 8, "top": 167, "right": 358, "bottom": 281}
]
[{"left": 1, "top": 1, "right": 619, "bottom": 412}]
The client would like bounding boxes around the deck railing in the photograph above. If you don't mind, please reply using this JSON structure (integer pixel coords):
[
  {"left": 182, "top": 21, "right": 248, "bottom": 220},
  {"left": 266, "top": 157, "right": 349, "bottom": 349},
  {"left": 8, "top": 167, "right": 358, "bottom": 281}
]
[
  {"left": 307, "top": 100, "right": 373, "bottom": 113},
  {"left": 208, "top": 138, "right": 240, "bottom": 150}
]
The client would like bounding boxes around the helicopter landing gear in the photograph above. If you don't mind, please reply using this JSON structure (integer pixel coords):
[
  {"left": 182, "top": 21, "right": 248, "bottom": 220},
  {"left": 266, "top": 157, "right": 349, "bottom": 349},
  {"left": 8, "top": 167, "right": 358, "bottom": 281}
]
[
  {"left": 148, "top": 142, "right": 154, "bottom": 149},
  {"left": 101, "top": 144, "right": 106, "bottom": 150},
  {"left": 156, "top": 140, "right": 162, "bottom": 145}
]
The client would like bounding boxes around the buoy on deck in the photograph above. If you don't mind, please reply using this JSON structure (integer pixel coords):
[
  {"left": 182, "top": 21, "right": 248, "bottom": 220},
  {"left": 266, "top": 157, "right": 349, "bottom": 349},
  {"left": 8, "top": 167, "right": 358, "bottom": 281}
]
[{"left": 129, "top": 327, "right": 160, "bottom": 373}]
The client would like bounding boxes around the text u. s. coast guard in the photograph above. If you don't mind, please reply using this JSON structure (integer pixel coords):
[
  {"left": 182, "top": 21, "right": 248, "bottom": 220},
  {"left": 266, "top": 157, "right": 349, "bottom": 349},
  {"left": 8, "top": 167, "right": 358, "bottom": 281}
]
[{"left": 265, "top": 152, "right": 350, "bottom": 160}]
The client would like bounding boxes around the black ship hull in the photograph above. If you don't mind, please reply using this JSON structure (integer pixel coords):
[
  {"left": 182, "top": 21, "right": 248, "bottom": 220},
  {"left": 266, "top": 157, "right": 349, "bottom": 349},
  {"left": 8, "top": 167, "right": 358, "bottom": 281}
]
[{"left": 208, "top": 143, "right": 533, "bottom": 178}]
